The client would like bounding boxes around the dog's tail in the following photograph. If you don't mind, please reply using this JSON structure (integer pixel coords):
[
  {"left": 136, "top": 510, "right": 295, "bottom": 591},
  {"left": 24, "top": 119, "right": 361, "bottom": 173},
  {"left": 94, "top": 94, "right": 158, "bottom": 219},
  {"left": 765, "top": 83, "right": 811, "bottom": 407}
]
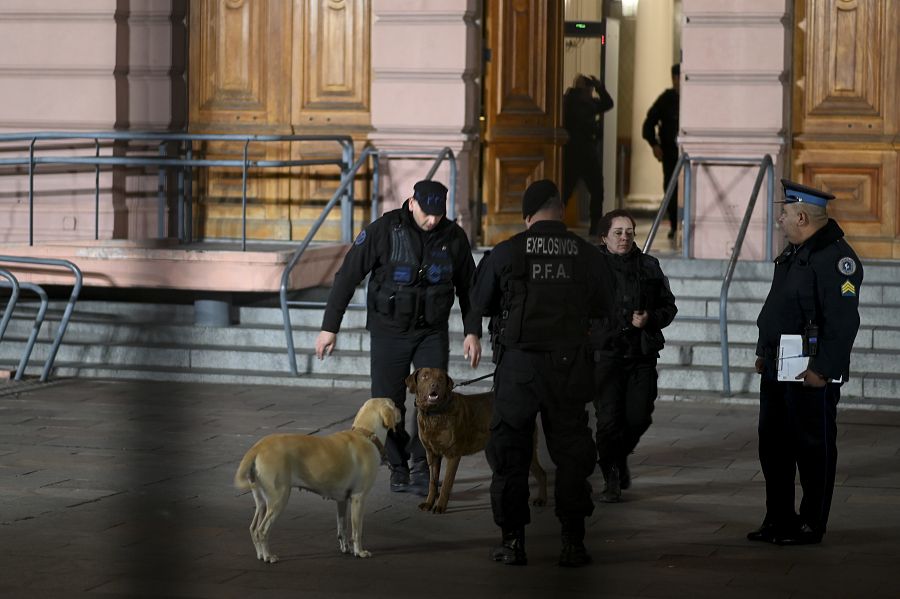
[{"left": 234, "top": 445, "right": 259, "bottom": 491}]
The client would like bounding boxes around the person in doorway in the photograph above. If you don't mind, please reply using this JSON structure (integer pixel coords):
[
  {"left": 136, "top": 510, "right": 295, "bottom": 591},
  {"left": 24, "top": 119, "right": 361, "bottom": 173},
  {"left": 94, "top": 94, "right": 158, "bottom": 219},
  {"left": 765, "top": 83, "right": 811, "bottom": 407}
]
[
  {"left": 642, "top": 63, "right": 680, "bottom": 240},
  {"left": 590, "top": 209, "right": 677, "bottom": 502},
  {"left": 471, "top": 179, "right": 609, "bottom": 567},
  {"left": 748, "top": 179, "right": 863, "bottom": 545},
  {"left": 562, "top": 74, "right": 614, "bottom": 235},
  {"left": 315, "top": 180, "right": 482, "bottom": 495}
]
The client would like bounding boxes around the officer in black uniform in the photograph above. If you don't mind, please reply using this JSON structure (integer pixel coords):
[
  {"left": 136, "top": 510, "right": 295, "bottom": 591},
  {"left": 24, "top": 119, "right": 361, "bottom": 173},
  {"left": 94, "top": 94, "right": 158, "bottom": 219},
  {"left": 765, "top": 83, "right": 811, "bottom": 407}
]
[
  {"left": 316, "top": 180, "right": 483, "bottom": 494},
  {"left": 748, "top": 179, "right": 863, "bottom": 546},
  {"left": 642, "top": 63, "right": 680, "bottom": 239},
  {"left": 562, "top": 73, "right": 614, "bottom": 235},
  {"left": 471, "top": 179, "right": 608, "bottom": 567}
]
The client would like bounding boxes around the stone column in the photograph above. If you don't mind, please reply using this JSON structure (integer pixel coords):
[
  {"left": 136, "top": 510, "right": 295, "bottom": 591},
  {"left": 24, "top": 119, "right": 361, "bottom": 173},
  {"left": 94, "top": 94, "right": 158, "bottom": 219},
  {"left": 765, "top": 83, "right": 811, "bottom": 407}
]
[
  {"left": 369, "top": 0, "right": 480, "bottom": 238},
  {"left": 628, "top": 0, "right": 674, "bottom": 211},
  {"left": 680, "top": 0, "right": 789, "bottom": 259}
]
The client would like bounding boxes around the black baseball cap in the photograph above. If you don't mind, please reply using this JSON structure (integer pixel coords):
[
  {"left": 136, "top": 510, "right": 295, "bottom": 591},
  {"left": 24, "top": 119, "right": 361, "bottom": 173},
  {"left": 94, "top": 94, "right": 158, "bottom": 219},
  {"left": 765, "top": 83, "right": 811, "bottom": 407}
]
[
  {"left": 522, "top": 179, "right": 560, "bottom": 219},
  {"left": 413, "top": 180, "right": 448, "bottom": 216}
]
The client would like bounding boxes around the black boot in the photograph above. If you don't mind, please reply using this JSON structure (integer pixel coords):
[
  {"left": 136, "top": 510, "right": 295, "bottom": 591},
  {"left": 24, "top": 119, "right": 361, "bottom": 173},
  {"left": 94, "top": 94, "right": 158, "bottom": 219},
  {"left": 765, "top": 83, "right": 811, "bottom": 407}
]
[
  {"left": 491, "top": 528, "right": 527, "bottom": 566},
  {"left": 409, "top": 459, "right": 430, "bottom": 497},
  {"left": 618, "top": 457, "right": 631, "bottom": 491},
  {"left": 598, "top": 463, "right": 621, "bottom": 503},
  {"left": 559, "top": 519, "right": 592, "bottom": 567}
]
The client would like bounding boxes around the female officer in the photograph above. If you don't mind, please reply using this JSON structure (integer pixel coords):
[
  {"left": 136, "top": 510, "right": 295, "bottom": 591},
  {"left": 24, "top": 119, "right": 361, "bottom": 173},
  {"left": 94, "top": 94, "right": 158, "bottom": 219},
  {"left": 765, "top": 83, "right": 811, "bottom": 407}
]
[{"left": 591, "top": 209, "right": 677, "bottom": 502}]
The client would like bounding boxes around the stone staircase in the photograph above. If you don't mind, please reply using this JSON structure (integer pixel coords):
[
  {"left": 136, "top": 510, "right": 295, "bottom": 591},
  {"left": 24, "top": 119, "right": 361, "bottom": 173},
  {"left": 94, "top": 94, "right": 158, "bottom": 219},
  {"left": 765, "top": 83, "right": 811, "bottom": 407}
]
[{"left": 1, "top": 257, "right": 899, "bottom": 409}]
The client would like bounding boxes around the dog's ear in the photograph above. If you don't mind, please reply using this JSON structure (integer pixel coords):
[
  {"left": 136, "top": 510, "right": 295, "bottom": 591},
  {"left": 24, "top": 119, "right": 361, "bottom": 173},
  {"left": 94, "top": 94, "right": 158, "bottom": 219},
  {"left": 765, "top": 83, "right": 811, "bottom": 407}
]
[
  {"left": 445, "top": 372, "right": 454, "bottom": 389},
  {"left": 404, "top": 370, "right": 419, "bottom": 394},
  {"left": 381, "top": 401, "right": 401, "bottom": 430}
]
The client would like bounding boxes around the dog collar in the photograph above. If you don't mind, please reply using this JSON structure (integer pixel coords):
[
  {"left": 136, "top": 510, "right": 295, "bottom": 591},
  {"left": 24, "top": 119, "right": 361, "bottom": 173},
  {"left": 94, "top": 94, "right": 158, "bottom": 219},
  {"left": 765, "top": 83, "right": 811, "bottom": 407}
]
[{"left": 352, "top": 426, "right": 388, "bottom": 462}]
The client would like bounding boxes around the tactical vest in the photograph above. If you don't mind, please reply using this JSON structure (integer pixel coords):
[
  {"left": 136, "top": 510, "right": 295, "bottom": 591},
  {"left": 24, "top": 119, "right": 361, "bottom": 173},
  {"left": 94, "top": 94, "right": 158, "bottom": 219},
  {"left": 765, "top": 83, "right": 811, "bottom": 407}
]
[
  {"left": 497, "top": 230, "right": 590, "bottom": 350},
  {"left": 370, "top": 215, "right": 456, "bottom": 329}
]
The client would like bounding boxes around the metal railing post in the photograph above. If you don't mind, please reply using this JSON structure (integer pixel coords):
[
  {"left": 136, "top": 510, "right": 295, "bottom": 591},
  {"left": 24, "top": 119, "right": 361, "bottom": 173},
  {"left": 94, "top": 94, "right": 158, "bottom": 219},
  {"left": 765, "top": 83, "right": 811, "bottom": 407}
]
[
  {"left": 158, "top": 141, "right": 167, "bottom": 239},
  {"left": 0, "top": 269, "right": 21, "bottom": 343},
  {"left": 766, "top": 158, "right": 775, "bottom": 262},
  {"left": 185, "top": 143, "right": 193, "bottom": 243},
  {"left": 241, "top": 140, "right": 250, "bottom": 251},
  {"left": 448, "top": 151, "right": 458, "bottom": 221},
  {"left": 340, "top": 141, "right": 355, "bottom": 243},
  {"left": 682, "top": 155, "right": 692, "bottom": 259},
  {"left": 370, "top": 150, "right": 380, "bottom": 223},
  {"left": 95, "top": 138, "right": 101, "bottom": 240},
  {"left": 28, "top": 138, "right": 36, "bottom": 246},
  {"left": 11, "top": 282, "right": 49, "bottom": 381}
]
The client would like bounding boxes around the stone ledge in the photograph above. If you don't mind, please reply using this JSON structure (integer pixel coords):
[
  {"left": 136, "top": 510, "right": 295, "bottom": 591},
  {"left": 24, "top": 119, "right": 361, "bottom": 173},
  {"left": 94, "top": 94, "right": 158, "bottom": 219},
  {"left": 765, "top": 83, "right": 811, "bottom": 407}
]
[{"left": 0, "top": 241, "right": 349, "bottom": 292}]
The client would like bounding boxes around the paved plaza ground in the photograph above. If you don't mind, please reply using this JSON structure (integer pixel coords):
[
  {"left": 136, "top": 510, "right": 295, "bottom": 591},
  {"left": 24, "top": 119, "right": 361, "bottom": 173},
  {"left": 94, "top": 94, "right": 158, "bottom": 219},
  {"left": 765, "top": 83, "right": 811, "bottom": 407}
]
[{"left": 1, "top": 378, "right": 898, "bottom": 598}]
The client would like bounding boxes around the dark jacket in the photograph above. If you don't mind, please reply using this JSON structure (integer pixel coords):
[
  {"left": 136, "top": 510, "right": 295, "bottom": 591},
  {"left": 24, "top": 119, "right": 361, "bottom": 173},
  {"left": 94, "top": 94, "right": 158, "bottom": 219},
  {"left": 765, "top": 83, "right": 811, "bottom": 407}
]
[
  {"left": 563, "top": 83, "right": 614, "bottom": 145},
  {"left": 756, "top": 219, "right": 863, "bottom": 381},
  {"left": 642, "top": 88, "right": 679, "bottom": 157},
  {"left": 590, "top": 245, "right": 677, "bottom": 359},
  {"left": 321, "top": 201, "right": 481, "bottom": 337},
  {"left": 470, "top": 220, "right": 609, "bottom": 353}
]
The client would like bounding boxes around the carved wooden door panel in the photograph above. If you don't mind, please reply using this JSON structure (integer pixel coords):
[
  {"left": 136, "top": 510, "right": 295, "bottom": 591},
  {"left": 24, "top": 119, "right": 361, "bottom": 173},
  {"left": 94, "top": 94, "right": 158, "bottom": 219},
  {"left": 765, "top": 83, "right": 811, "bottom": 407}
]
[
  {"left": 482, "top": 0, "right": 565, "bottom": 245},
  {"left": 791, "top": 0, "right": 900, "bottom": 258},
  {"left": 189, "top": 0, "right": 371, "bottom": 242}
]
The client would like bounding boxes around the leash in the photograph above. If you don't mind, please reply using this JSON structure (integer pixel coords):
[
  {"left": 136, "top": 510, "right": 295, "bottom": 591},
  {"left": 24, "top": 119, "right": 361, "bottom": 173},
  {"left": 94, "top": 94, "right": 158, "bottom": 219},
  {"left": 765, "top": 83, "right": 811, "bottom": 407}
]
[{"left": 452, "top": 371, "right": 495, "bottom": 389}]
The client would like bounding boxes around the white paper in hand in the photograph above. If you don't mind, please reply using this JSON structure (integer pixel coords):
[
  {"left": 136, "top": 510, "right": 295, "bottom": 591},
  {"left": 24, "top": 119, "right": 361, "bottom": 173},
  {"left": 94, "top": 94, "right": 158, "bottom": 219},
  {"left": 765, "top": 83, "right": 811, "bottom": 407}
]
[
  {"left": 777, "top": 334, "right": 842, "bottom": 383},
  {"left": 777, "top": 335, "right": 807, "bottom": 382}
]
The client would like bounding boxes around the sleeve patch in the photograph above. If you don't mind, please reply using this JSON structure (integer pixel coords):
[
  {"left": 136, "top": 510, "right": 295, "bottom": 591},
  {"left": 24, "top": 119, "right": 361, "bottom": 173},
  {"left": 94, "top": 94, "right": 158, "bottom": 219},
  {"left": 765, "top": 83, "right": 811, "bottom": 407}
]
[
  {"left": 841, "top": 280, "right": 857, "bottom": 297},
  {"left": 354, "top": 230, "right": 367, "bottom": 246},
  {"left": 837, "top": 256, "right": 857, "bottom": 276}
]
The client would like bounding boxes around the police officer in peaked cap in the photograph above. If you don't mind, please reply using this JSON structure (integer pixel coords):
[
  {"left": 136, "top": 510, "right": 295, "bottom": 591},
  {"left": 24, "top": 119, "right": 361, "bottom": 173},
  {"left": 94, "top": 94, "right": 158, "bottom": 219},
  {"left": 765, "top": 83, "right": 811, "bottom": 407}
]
[
  {"left": 749, "top": 179, "right": 863, "bottom": 546},
  {"left": 316, "top": 180, "right": 483, "bottom": 495},
  {"left": 470, "top": 179, "right": 611, "bottom": 567}
]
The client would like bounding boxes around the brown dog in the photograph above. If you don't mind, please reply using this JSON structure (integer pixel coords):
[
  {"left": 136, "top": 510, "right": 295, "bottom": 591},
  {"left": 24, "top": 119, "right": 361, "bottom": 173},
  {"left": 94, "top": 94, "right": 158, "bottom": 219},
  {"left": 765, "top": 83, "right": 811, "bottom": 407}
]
[
  {"left": 406, "top": 368, "right": 548, "bottom": 514},
  {"left": 234, "top": 397, "right": 400, "bottom": 562}
]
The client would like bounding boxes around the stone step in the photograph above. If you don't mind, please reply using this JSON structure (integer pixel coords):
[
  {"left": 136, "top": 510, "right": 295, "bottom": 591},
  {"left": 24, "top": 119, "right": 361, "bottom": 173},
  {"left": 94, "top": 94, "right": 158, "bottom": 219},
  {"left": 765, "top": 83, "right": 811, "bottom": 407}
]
[{"left": 1, "top": 255, "right": 897, "bottom": 407}]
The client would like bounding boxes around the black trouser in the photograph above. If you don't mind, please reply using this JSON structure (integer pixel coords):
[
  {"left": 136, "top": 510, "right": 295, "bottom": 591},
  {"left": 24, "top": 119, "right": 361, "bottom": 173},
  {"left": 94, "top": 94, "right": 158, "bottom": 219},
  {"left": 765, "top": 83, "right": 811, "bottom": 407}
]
[
  {"left": 486, "top": 347, "right": 596, "bottom": 530},
  {"left": 562, "top": 140, "right": 604, "bottom": 231},
  {"left": 758, "top": 377, "right": 840, "bottom": 535},
  {"left": 662, "top": 150, "right": 678, "bottom": 232},
  {"left": 593, "top": 356, "right": 658, "bottom": 465},
  {"left": 370, "top": 328, "right": 449, "bottom": 469}
]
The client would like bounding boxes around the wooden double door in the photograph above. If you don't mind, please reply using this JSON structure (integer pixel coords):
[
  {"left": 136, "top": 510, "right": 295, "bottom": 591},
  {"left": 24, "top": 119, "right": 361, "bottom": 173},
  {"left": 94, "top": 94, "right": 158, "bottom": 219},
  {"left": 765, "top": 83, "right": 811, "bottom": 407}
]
[
  {"left": 791, "top": 0, "right": 900, "bottom": 259},
  {"left": 188, "top": 0, "right": 371, "bottom": 242}
]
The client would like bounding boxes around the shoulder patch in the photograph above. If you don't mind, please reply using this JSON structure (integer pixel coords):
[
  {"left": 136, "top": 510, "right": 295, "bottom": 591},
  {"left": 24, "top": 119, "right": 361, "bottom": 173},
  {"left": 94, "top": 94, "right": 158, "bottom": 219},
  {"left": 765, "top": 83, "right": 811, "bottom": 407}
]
[
  {"left": 841, "top": 280, "right": 857, "bottom": 297},
  {"left": 837, "top": 256, "right": 857, "bottom": 276},
  {"left": 354, "top": 230, "right": 367, "bottom": 246}
]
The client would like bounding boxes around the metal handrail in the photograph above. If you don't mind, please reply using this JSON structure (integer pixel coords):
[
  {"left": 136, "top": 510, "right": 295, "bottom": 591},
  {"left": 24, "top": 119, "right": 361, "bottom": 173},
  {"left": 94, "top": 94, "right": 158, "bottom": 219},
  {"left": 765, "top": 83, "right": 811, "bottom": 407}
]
[
  {"left": 280, "top": 147, "right": 373, "bottom": 375},
  {"left": 643, "top": 153, "right": 688, "bottom": 254},
  {"left": 370, "top": 147, "right": 458, "bottom": 220},
  {"left": 0, "top": 131, "right": 355, "bottom": 250},
  {"left": 0, "top": 256, "right": 83, "bottom": 382},
  {"left": 0, "top": 279, "right": 49, "bottom": 381},
  {"left": 713, "top": 154, "right": 775, "bottom": 396},
  {"left": 279, "top": 144, "right": 459, "bottom": 375},
  {"left": 0, "top": 268, "right": 20, "bottom": 344},
  {"left": 643, "top": 153, "right": 775, "bottom": 395}
]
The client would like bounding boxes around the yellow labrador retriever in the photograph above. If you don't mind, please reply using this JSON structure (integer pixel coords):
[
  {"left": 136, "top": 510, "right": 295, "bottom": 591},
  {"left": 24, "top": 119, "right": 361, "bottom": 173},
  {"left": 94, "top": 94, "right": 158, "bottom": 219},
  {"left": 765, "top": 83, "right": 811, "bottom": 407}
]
[
  {"left": 406, "top": 368, "right": 548, "bottom": 514},
  {"left": 234, "top": 397, "right": 400, "bottom": 562}
]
